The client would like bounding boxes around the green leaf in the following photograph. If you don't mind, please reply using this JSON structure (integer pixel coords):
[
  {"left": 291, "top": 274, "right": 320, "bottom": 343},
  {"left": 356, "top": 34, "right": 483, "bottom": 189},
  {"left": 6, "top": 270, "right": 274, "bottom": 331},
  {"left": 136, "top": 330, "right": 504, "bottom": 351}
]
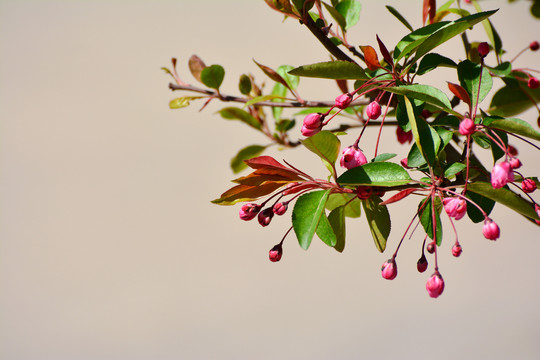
[
  {"left": 338, "top": 162, "right": 412, "bottom": 187},
  {"left": 416, "top": 53, "right": 457, "bottom": 76},
  {"left": 200, "top": 64, "right": 225, "bottom": 90},
  {"left": 420, "top": 197, "right": 443, "bottom": 246},
  {"left": 218, "top": 107, "right": 262, "bottom": 130},
  {"left": 467, "top": 182, "right": 540, "bottom": 220},
  {"left": 458, "top": 60, "right": 493, "bottom": 112},
  {"left": 385, "top": 5, "right": 414, "bottom": 31},
  {"left": 329, "top": 206, "right": 346, "bottom": 252},
  {"left": 336, "top": 0, "right": 362, "bottom": 30},
  {"left": 485, "top": 118, "right": 540, "bottom": 141},
  {"left": 444, "top": 162, "right": 466, "bottom": 179},
  {"left": 385, "top": 85, "right": 454, "bottom": 113},
  {"left": 291, "top": 0, "right": 314, "bottom": 12},
  {"left": 362, "top": 196, "right": 391, "bottom": 252},
  {"left": 271, "top": 83, "right": 287, "bottom": 121},
  {"left": 289, "top": 60, "right": 368, "bottom": 79},
  {"left": 276, "top": 119, "right": 296, "bottom": 133},
  {"left": 487, "top": 62, "right": 512, "bottom": 77},
  {"left": 407, "top": 143, "right": 427, "bottom": 168},
  {"left": 238, "top": 74, "right": 252, "bottom": 95},
  {"left": 292, "top": 190, "right": 332, "bottom": 250},
  {"left": 230, "top": 145, "right": 267, "bottom": 174},
  {"left": 466, "top": 191, "right": 495, "bottom": 223},
  {"left": 435, "top": 127, "right": 453, "bottom": 154},
  {"left": 169, "top": 96, "right": 203, "bottom": 109},
  {"left": 277, "top": 65, "right": 300, "bottom": 90},
  {"left": 316, "top": 212, "right": 337, "bottom": 247},
  {"left": 322, "top": 2, "right": 347, "bottom": 30},
  {"left": 301, "top": 131, "right": 341, "bottom": 177},
  {"left": 372, "top": 153, "right": 397, "bottom": 162},
  {"left": 326, "top": 193, "right": 361, "bottom": 218},
  {"left": 394, "top": 21, "right": 448, "bottom": 61},
  {"left": 488, "top": 82, "right": 540, "bottom": 117}
]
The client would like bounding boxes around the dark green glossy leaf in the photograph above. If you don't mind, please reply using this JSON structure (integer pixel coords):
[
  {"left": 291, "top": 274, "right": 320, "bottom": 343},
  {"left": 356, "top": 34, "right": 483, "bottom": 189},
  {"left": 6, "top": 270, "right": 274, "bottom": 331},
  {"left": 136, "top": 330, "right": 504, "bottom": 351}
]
[
  {"left": 363, "top": 196, "right": 390, "bottom": 252},
  {"left": 485, "top": 118, "right": 540, "bottom": 141},
  {"left": 386, "top": 5, "right": 413, "bottom": 31},
  {"left": 435, "top": 127, "right": 452, "bottom": 154},
  {"left": 326, "top": 193, "right": 361, "bottom": 218},
  {"left": 301, "top": 131, "right": 341, "bottom": 177},
  {"left": 200, "top": 64, "right": 225, "bottom": 90},
  {"left": 394, "top": 22, "right": 448, "bottom": 61},
  {"left": 458, "top": 60, "right": 493, "bottom": 113},
  {"left": 289, "top": 60, "right": 368, "bottom": 79},
  {"left": 239, "top": 74, "right": 252, "bottom": 95},
  {"left": 372, "top": 153, "right": 397, "bottom": 162},
  {"left": 329, "top": 206, "right": 346, "bottom": 252},
  {"left": 407, "top": 143, "right": 427, "bottom": 168},
  {"left": 466, "top": 190, "right": 495, "bottom": 223},
  {"left": 338, "top": 162, "right": 412, "bottom": 187},
  {"left": 230, "top": 145, "right": 267, "bottom": 174},
  {"left": 336, "top": 0, "right": 362, "bottom": 30},
  {"left": 472, "top": 133, "right": 491, "bottom": 149},
  {"left": 488, "top": 82, "right": 540, "bottom": 117},
  {"left": 444, "top": 162, "right": 466, "bottom": 179},
  {"left": 292, "top": 190, "right": 332, "bottom": 250},
  {"left": 385, "top": 85, "right": 454, "bottom": 113},
  {"left": 417, "top": 53, "right": 457, "bottom": 75},
  {"left": 420, "top": 197, "right": 443, "bottom": 245},
  {"left": 218, "top": 107, "right": 262, "bottom": 130},
  {"left": 403, "top": 97, "right": 441, "bottom": 166}
]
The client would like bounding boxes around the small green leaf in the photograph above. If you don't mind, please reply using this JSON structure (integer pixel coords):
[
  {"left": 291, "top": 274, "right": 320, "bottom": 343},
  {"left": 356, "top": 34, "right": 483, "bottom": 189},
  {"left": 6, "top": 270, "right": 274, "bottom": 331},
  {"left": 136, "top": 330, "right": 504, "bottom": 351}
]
[
  {"left": 336, "top": 0, "right": 362, "bottom": 30},
  {"left": 200, "top": 64, "right": 225, "bottom": 90},
  {"left": 322, "top": 2, "right": 347, "bottom": 30},
  {"left": 420, "top": 197, "right": 443, "bottom": 245},
  {"left": 372, "top": 153, "right": 397, "bottom": 162},
  {"left": 218, "top": 107, "right": 261, "bottom": 130},
  {"left": 292, "top": 190, "right": 332, "bottom": 250},
  {"left": 316, "top": 212, "right": 337, "bottom": 247},
  {"left": 363, "top": 196, "right": 391, "bottom": 252},
  {"left": 329, "top": 206, "right": 346, "bottom": 252},
  {"left": 444, "top": 163, "right": 466, "bottom": 179},
  {"left": 277, "top": 65, "right": 300, "bottom": 90},
  {"left": 326, "top": 193, "right": 361, "bottom": 218},
  {"left": 230, "top": 145, "right": 267, "bottom": 174},
  {"left": 487, "top": 62, "right": 512, "bottom": 77},
  {"left": 485, "top": 118, "right": 540, "bottom": 141},
  {"left": 458, "top": 60, "right": 493, "bottom": 112},
  {"left": 271, "top": 83, "right": 287, "bottom": 121},
  {"left": 416, "top": 53, "right": 457, "bottom": 76},
  {"left": 385, "top": 85, "right": 454, "bottom": 113},
  {"left": 386, "top": 5, "right": 414, "bottom": 31},
  {"left": 238, "top": 74, "right": 252, "bottom": 95},
  {"left": 169, "top": 96, "right": 203, "bottom": 109},
  {"left": 301, "top": 131, "right": 341, "bottom": 177},
  {"left": 276, "top": 119, "right": 296, "bottom": 133},
  {"left": 338, "top": 162, "right": 412, "bottom": 187},
  {"left": 289, "top": 60, "right": 368, "bottom": 80}
]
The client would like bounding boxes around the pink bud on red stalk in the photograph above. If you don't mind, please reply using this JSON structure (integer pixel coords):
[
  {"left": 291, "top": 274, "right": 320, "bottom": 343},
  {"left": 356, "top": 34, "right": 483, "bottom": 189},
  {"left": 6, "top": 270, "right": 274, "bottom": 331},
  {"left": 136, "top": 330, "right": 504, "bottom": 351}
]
[
  {"left": 366, "top": 101, "right": 382, "bottom": 120},
  {"left": 239, "top": 203, "right": 261, "bottom": 221},
  {"left": 417, "top": 254, "right": 428, "bottom": 273},
  {"left": 443, "top": 197, "right": 467, "bottom": 220},
  {"left": 356, "top": 186, "right": 373, "bottom": 200},
  {"left": 426, "top": 272, "right": 445, "bottom": 298},
  {"left": 302, "top": 113, "right": 324, "bottom": 137},
  {"left": 273, "top": 202, "right": 288, "bottom": 215},
  {"left": 269, "top": 243, "right": 283, "bottom": 262},
  {"left": 258, "top": 208, "right": 274, "bottom": 227},
  {"left": 301, "top": 126, "right": 320, "bottom": 137},
  {"left": 427, "top": 242, "right": 435, "bottom": 254},
  {"left": 478, "top": 42, "right": 490, "bottom": 58},
  {"left": 335, "top": 93, "right": 353, "bottom": 109},
  {"left": 452, "top": 243, "right": 462, "bottom": 257},
  {"left": 459, "top": 117, "right": 476, "bottom": 136},
  {"left": 400, "top": 158, "right": 409, "bottom": 168},
  {"left": 491, "top": 161, "right": 514, "bottom": 189},
  {"left": 482, "top": 219, "right": 500, "bottom": 240},
  {"left": 340, "top": 146, "right": 367, "bottom": 169},
  {"left": 381, "top": 258, "right": 398, "bottom": 280},
  {"left": 396, "top": 127, "right": 413, "bottom": 144},
  {"left": 528, "top": 77, "right": 540, "bottom": 89},
  {"left": 510, "top": 157, "right": 522, "bottom": 169},
  {"left": 522, "top": 178, "right": 537, "bottom": 193},
  {"left": 531, "top": 41, "right": 540, "bottom": 51}
]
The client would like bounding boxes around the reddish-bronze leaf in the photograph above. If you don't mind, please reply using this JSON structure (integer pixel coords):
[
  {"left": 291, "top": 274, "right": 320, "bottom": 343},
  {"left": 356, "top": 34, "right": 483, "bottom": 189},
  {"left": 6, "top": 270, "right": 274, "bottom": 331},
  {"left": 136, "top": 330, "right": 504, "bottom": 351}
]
[
  {"left": 212, "top": 182, "right": 285, "bottom": 205},
  {"left": 336, "top": 79, "right": 349, "bottom": 94},
  {"left": 253, "top": 60, "right": 293, "bottom": 92},
  {"left": 245, "top": 156, "right": 290, "bottom": 170},
  {"left": 379, "top": 188, "right": 416, "bottom": 206},
  {"left": 376, "top": 35, "right": 393, "bottom": 67},
  {"left": 447, "top": 82, "right": 471, "bottom": 108},
  {"left": 234, "top": 171, "right": 303, "bottom": 186},
  {"left": 282, "top": 182, "right": 321, "bottom": 195},
  {"left": 188, "top": 55, "right": 206, "bottom": 82},
  {"left": 422, "top": 0, "right": 436, "bottom": 25},
  {"left": 360, "top": 45, "right": 382, "bottom": 71}
]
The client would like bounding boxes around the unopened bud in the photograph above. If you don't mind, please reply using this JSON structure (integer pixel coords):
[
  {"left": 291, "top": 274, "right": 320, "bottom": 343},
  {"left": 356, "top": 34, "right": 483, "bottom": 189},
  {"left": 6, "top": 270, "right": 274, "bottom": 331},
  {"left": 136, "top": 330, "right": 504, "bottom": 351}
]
[
  {"left": 459, "top": 117, "right": 476, "bottom": 136},
  {"left": 417, "top": 254, "right": 428, "bottom": 273},
  {"left": 356, "top": 186, "right": 373, "bottom": 200},
  {"left": 508, "top": 145, "right": 518, "bottom": 157},
  {"left": 366, "top": 101, "right": 382, "bottom": 120},
  {"left": 443, "top": 197, "right": 467, "bottom": 220},
  {"left": 340, "top": 146, "right": 367, "bottom": 169},
  {"left": 258, "top": 208, "right": 274, "bottom": 227},
  {"left": 269, "top": 243, "right": 283, "bottom": 262},
  {"left": 426, "top": 272, "right": 445, "bottom": 298},
  {"left": 491, "top": 161, "right": 514, "bottom": 189},
  {"left": 396, "top": 127, "right": 413, "bottom": 144},
  {"left": 522, "top": 178, "right": 537, "bottom": 193},
  {"left": 530, "top": 41, "right": 540, "bottom": 51},
  {"left": 421, "top": 109, "right": 432, "bottom": 119},
  {"left": 510, "top": 158, "right": 522, "bottom": 169},
  {"left": 427, "top": 242, "right": 435, "bottom": 254},
  {"left": 335, "top": 93, "right": 353, "bottom": 109},
  {"left": 528, "top": 77, "right": 539, "bottom": 89},
  {"left": 303, "top": 113, "right": 323, "bottom": 129},
  {"left": 400, "top": 158, "right": 409, "bottom": 168},
  {"left": 381, "top": 258, "right": 398, "bottom": 280},
  {"left": 273, "top": 202, "right": 288, "bottom": 215},
  {"left": 239, "top": 203, "right": 261, "bottom": 221},
  {"left": 482, "top": 218, "right": 500, "bottom": 240},
  {"left": 301, "top": 125, "right": 320, "bottom": 137},
  {"left": 478, "top": 42, "right": 490, "bottom": 58},
  {"left": 452, "top": 243, "right": 462, "bottom": 257}
]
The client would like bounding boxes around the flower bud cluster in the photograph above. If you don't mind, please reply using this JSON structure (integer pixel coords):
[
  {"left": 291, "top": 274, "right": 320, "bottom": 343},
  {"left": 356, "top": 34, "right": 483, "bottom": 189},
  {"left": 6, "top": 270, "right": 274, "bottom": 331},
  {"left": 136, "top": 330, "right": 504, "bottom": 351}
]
[{"left": 301, "top": 113, "right": 324, "bottom": 137}]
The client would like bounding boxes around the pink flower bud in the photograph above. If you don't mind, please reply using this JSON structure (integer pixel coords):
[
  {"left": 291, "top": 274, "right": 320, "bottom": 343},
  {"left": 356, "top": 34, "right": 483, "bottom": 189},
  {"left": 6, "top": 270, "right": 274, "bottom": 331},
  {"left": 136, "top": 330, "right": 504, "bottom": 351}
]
[
  {"left": 258, "top": 208, "right": 274, "bottom": 227},
  {"left": 400, "top": 158, "right": 409, "bottom": 168},
  {"left": 356, "top": 186, "right": 373, "bottom": 200},
  {"left": 273, "top": 202, "right": 288, "bottom": 215},
  {"left": 335, "top": 93, "right": 353, "bottom": 109},
  {"left": 417, "top": 254, "right": 428, "bottom": 273},
  {"left": 239, "top": 203, "right": 261, "bottom": 221},
  {"left": 482, "top": 219, "right": 500, "bottom": 240},
  {"left": 396, "top": 127, "right": 413, "bottom": 144},
  {"left": 491, "top": 161, "right": 514, "bottom": 189},
  {"left": 426, "top": 272, "right": 445, "bottom": 298},
  {"left": 303, "top": 113, "right": 323, "bottom": 129},
  {"left": 522, "top": 178, "right": 537, "bottom": 193},
  {"left": 301, "top": 125, "right": 320, "bottom": 137},
  {"left": 452, "top": 243, "right": 462, "bottom": 257},
  {"left": 366, "top": 101, "right": 382, "bottom": 120},
  {"left": 269, "top": 243, "right": 283, "bottom": 262},
  {"left": 459, "top": 117, "right": 476, "bottom": 136},
  {"left": 478, "top": 42, "right": 490, "bottom": 58},
  {"left": 340, "top": 146, "right": 367, "bottom": 169},
  {"left": 427, "top": 242, "right": 435, "bottom": 254},
  {"left": 381, "top": 258, "right": 397, "bottom": 280},
  {"left": 443, "top": 197, "right": 467, "bottom": 220},
  {"left": 510, "top": 157, "right": 522, "bottom": 169},
  {"left": 531, "top": 41, "right": 540, "bottom": 51},
  {"left": 528, "top": 77, "right": 539, "bottom": 89}
]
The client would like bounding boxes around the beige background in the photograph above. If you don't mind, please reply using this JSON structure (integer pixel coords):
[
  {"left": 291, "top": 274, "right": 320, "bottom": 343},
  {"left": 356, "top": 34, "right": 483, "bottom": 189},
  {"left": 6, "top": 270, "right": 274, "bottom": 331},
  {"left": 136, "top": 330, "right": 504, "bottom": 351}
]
[{"left": 1, "top": 0, "right": 540, "bottom": 359}]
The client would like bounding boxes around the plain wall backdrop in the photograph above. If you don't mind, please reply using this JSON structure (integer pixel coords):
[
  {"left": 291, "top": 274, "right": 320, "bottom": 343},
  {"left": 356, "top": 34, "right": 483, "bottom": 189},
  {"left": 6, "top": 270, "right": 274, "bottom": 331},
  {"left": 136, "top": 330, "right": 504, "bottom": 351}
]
[{"left": 1, "top": 0, "right": 540, "bottom": 359}]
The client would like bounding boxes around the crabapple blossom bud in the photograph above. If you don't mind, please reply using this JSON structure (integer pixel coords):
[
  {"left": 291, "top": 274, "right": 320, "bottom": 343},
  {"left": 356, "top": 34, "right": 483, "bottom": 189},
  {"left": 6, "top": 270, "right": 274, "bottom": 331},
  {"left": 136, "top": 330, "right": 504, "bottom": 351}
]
[
  {"left": 478, "top": 42, "right": 490, "bottom": 58},
  {"left": 258, "top": 208, "right": 274, "bottom": 227},
  {"left": 400, "top": 158, "right": 409, "bottom": 168},
  {"left": 459, "top": 117, "right": 476, "bottom": 136},
  {"left": 426, "top": 272, "right": 445, "bottom": 298},
  {"left": 356, "top": 186, "right": 373, "bottom": 200},
  {"left": 239, "top": 203, "right": 261, "bottom": 221},
  {"left": 522, "top": 178, "right": 537, "bottom": 193},
  {"left": 421, "top": 109, "right": 432, "bottom": 119},
  {"left": 452, "top": 243, "right": 462, "bottom": 257},
  {"left": 530, "top": 41, "right": 540, "bottom": 51},
  {"left": 396, "top": 127, "right": 413, "bottom": 144},
  {"left": 443, "top": 197, "right": 467, "bottom": 220},
  {"left": 528, "top": 77, "right": 539, "bottom": 89},
  {"left": 269, "top": 243, "right": 283, "bottom": 262},
  {"left": 335, "top": 93, "right": 353, "bottom": 109},
  {"left": 427, "top": 242, "right": 435, "bottom": 254},
  {"left": 508, "top": 145, "right": 518, "bottom": 156},
  {"left": 366, "top": 101, "right": 382, "bottom": 120},
  {"left": 381, "top": 258, "right": 397, "bottom": 280},
  {"left": 301, "top": 125, "right": 320, "bottom": 137},
  {"left": 375, "top": 190, "right": 386, "bottom": 197},
  {"left": 482, "top": 219, "right": 500, "bottom": 240},
  {"left": 340, "top": 146, "right": 367, "bottom": 169},
  {"left": 273, "top": 202, "right": 288, "bottom": 215},
  {"left": 303, "top": 113, "right": 323, "bottom": 129},
  {"left": 510, "top": 157, "right": 522, "bottom": 169},
  {"left": 417, "top": 254, "right": 428, "bottom": 273},
  {"left": 491, "top": 161, "right": 514, "bottom": 189}
]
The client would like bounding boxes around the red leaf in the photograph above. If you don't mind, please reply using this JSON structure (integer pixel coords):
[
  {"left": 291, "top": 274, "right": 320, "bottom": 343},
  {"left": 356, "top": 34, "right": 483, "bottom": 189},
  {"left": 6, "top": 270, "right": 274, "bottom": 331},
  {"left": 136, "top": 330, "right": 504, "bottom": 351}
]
[
  {"left": 212, "top": 182, "right": 285, "bottom": 205},
  {"left": 282, "top": 182, "right": 320, "bottom": 195},
  {"left": 360, "top": 45, "right": 382, "bottom": 71},
  {"left": 245, "top": 156, "right": 290, "bottom": 170},
  {"left": 447, "top": 82, "right": 471, "bottom": 108},
  {"left": 423, "top": 0, "right": 436, "bottom": 25},
  {"left": 234, "top": 170, "right": 303, "bottom": 186},
  {"left": 376, "top": 35, "right": 393, "bottom": 67},
  {"left": 379, "top": 188, "right": 416, "bottom": 206},
  {"left": 336, "top": 79, "right": 349, "bottom": 94}
]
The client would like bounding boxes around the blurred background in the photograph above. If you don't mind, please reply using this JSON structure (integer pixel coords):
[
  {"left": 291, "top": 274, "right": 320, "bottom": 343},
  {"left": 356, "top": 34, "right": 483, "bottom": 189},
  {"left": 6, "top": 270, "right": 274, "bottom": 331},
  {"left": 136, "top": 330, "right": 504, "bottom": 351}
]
[{"left": 1, "top": 0, "right": 540, "bottom": 359}]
